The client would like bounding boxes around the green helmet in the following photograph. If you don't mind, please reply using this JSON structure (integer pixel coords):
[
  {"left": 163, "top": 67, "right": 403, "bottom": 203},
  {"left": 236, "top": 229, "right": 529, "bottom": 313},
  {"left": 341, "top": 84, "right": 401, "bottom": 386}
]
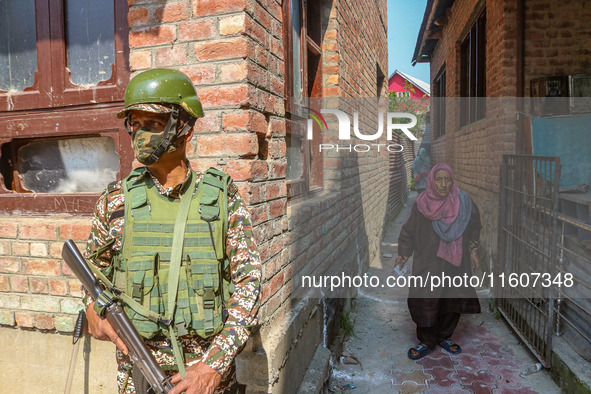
[{"left": 117, "top": 68, "right": 204, "bottom": 119}]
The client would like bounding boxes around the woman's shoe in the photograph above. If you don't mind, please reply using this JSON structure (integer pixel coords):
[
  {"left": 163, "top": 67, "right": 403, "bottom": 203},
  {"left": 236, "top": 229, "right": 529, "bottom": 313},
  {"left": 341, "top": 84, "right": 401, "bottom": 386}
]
[
  {"left": 439, "top": 339, "right": 462, "bottom": 354},
  {"left": 408, "top": 343, "right": 433, "bottom": 360}
]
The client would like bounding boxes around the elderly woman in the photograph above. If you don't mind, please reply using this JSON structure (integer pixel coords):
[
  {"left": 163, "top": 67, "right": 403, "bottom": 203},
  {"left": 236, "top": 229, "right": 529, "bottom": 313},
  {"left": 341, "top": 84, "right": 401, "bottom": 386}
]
[
  {"left": 396, "top": 163, "right": 481, "bottom": 359},
  {"left": 411, "top": 147, "right": 431, "bottom": 194}
]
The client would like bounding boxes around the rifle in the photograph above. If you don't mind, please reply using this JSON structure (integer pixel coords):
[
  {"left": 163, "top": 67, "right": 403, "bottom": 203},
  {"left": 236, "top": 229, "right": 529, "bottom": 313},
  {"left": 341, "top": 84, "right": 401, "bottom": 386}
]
[{"left": 62, "top": 240, "right": 174, "bottom": 394}]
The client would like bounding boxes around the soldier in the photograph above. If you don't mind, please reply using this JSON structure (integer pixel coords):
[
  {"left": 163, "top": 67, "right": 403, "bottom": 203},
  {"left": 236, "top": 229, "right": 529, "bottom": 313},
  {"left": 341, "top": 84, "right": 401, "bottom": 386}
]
[{"left": 83, "top": 68, "right": 261, "bottom": 394}]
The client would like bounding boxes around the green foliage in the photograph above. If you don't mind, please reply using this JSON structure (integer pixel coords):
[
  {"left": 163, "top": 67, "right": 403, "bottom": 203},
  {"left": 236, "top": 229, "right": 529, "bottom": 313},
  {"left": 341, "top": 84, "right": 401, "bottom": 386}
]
[
  {"left": 341, "top": 311, "right": 357, "bottom": 338},
  {"left": 389, "top": 80, "right": 429, "bottom": 140}
]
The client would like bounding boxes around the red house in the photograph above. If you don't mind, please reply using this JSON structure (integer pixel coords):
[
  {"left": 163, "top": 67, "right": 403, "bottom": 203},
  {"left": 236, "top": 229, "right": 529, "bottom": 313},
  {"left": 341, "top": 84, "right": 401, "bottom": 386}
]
[{"left": 388, "top": 69, "right": 430, "bottom": 98}]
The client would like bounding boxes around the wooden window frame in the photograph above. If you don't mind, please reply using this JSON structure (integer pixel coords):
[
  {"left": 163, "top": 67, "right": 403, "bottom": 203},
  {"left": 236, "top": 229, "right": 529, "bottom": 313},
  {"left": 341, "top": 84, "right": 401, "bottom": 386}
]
[
  {"left": 0, "top": 0, "right": 129, "bottom": 112},
  {"left": 284, "top": 0, "right": 324, "bottom": 200},
  {"left": 460, "top": 10, "right": 486, "bottom": 126},
  {"left": 433, "top": 66, "right": 446, "bottom": 138},
  {"left": 0, "top": 0, "right": 131, "bottom": 214}
]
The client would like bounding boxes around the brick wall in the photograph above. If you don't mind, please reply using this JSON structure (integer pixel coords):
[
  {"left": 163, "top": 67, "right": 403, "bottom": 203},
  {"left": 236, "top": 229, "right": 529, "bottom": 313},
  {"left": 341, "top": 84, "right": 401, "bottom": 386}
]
[{"left": 0, "top": 218, "right": 90, "bottom": 331}]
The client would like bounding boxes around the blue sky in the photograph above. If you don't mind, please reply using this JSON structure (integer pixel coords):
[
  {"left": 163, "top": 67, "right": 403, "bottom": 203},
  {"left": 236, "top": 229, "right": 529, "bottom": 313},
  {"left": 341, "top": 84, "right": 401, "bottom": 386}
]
[{"left": 387, "top": 0, "right": 430, "bottom": 84}]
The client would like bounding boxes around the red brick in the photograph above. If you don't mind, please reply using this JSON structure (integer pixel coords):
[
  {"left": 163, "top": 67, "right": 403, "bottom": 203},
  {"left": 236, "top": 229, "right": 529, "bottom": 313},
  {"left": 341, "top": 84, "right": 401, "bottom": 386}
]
[
  {"left": 192, "top": 0, "right": 247, "bottom": 17},
  {"left": 237, "top": 184, "right": 261, "bottom": 204},
  {"left": 62, "top": 262, "right": 74, "bottom": 277},
  {"left": 49, "top": 242, "right": 63, "bottom": 259},
  {"left": 198, "top": 133, "right": 258, "bottom": 157},
  {"left": 130, "top": 50, "right": 152, "bottom": 70},
  {"left": 12, "top": 242, "right": 30, "bottom": 256},
  {"left": 0, "top": 257, "right": 20, "bottom": 273},
  {"left": 251, "top": 205, "right": 268, "bottom": 225},
  {"left": 196, "top": 84, "right": 250, "bottom": 108},
  {"left": 155, "top": 45, "right": 187, "bottom": 67},
  {"left": 178, "top": 19, "right": 215, "bottom": 41},
  {"left": 153, "top": 2, "right": 189, "bottom": 22},
  {"left": 34, "top": 315, "right": 54, "bottom": 330},
  {"left": 180, "top": 64, "right": 216, "bottom": 85},
  {"left": 192, "top": 112, "right": 220, "bottom": 133},
  {"left": 68, "top": 279, "right": 84, "bottom": 297},
  {"left": 226, "top": 160, "right": 268, "bottom": 182},
  {"left": 22, "top": 259, "right": 61, "bottom": 276},
  {"left": 269, "top": 199, "right": 285, "bottom": 218},
  {"left": 270, "top": 272, "right": 284, "bottom": 294},
  {"left": 15, "top": 312, "right": 34, "bottom": 328},
  {"left": 59, "top": 223, "right": 91, "bottom": 242},
  {"left": 29, "top": 278, "right": 48, "bottom": 294},
  {"left": 220, "top": 61, "right": 248, "bottom": 83},
  {"left": 47, "top": 279, "right": 68, "bottom": 295},
  {"left": 0, "top": 222, "right": 17, "bottom": 238},
  {"left": 10, "top": 276, "right": 28, "bottom": 293},
  {"left": 0, "top": 241, "right": 8, "bottom": 255},
  {"left": 193, "top": 38, "right": 252, "bottom": 61},
  {"left": 254, "top": 2, "right": 271, "bottom": 30},
  {"left": 19, "top": 223, "right": 57, "bottom": 240},
  {"left": 223, "top": 110, "right": 267, "bottom": 133},
  {"left": 220, "top": 14, "right": 247, "bottom": 35},
  {"left": 129, "top": 25, "right": 176, "bottom": 48},
  {"left": 0, "top": 275, "right": 9, "bottom": 292},
  {"left": 128, "top": 7, "right": 148, "bottom": 27},
  {"left": 269, "top": 118, "right": 286, "bottom": 137},
  {"left": 266, "top": 182, "right": 282, "bottom": 200}
]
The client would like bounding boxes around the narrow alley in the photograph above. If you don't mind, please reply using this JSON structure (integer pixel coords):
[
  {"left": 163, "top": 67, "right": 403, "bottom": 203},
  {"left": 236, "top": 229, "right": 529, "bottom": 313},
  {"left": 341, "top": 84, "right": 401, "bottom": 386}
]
[{"left": 326, "top": 193, "right": 560, "bottom": 394}]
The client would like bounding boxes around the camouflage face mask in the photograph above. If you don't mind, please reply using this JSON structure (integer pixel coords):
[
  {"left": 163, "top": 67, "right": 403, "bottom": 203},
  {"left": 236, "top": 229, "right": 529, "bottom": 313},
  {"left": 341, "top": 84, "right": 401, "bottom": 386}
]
[{"left": 132, "top": 128, "right": 179, "bottom": 165}]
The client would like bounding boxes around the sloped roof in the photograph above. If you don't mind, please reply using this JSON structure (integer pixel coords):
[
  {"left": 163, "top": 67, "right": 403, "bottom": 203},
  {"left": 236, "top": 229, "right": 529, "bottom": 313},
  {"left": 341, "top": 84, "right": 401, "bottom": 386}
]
[{"left": 388, "top": 70, "right": 431, "bottom": 95}]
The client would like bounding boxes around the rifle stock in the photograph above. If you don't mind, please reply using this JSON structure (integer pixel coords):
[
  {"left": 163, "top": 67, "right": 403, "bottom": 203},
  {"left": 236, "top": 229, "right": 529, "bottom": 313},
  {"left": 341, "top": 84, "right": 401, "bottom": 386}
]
[{"left": 62, "top": 240, "right": 174, "bottom": 394}]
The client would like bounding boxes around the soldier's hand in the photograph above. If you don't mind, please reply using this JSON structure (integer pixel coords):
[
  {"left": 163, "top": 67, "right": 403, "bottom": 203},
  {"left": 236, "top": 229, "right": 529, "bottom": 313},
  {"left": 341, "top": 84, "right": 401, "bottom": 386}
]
[
  {"left": 85, "top": 301, "right": 128, "bottom": 355},
  {"left": 395, "top": 255, "right": 409, "bottom": 268},
  {"left": 169, "top": 362, "right": 222, "bottom": 394}
]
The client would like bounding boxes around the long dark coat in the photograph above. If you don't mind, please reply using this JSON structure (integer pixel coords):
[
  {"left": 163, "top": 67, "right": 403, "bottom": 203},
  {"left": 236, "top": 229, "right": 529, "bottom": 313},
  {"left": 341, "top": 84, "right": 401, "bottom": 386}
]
[{"left": 398, "top": 201, "right": 482, "bottom": 327}]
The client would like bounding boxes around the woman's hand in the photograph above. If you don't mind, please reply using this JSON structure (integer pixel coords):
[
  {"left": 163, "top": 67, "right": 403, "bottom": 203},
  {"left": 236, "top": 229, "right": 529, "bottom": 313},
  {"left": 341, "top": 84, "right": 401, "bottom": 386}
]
[
  {"left": 395, "top": 256, "right": 409, "bottom": 268},
  {"left": 470, "top": 249, "right": 480, "bottom": 272},
  {"left": 169, "top": 362, "right": 222, "bottom": 394},
  {"left": 85, "top": 301, "right": 129, "bottom": 355}
]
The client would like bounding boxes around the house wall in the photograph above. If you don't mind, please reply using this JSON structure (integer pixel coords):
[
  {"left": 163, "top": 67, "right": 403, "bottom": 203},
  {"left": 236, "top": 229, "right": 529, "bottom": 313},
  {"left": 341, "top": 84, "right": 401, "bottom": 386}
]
[
  {"left": 0, "top": 0, "right": 391, "bottom": 392},
  {"left": 388, "top": 73, "right": 428, "bottom": 98}
]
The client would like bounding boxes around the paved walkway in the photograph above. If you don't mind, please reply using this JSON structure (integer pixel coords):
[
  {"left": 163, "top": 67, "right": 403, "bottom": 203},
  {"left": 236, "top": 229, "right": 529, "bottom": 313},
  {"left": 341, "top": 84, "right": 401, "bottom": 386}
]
[{"left": 326, "top": 193, "right": 560, "bottom": 394}]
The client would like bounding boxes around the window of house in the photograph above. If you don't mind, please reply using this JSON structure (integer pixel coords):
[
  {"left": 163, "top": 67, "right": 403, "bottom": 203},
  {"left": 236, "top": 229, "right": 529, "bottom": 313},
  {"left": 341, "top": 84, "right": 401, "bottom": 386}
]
[
  {"left": 284, "top": 0, "right": 324, "bottom": 199},
  {"left": 460, "top": 10, "right": 486, "bottom": 126},
  {"left": 433, "top": 67, "right": 446, "bottom": 138},
  {"left": 0, "top": 0, "right": 131, "bottom": 214}
]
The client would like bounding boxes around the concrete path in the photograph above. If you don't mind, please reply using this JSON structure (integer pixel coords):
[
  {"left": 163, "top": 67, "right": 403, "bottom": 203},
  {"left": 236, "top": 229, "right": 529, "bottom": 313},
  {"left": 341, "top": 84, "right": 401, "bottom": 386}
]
[{"left": 326, "top": 193, "right": 560, "bottom": 394}]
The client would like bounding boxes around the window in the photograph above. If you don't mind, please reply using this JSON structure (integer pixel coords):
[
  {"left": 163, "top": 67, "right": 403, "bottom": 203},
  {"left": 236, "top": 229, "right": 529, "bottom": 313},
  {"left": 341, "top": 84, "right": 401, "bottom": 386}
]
[
  {"left": 0, "top": 0, "right": 131, "bottom": 214},
  {"left": 396, "top": 91, "right": 411, "bottom": 98},
  {"left": 284, "top": 0, "right": 324, "bottom": 198},
  {"left": 433, "top": 67, "right": 446, "bottom": 138},
  {"left": 460, "top": 11, "right": 486, "bottom": 126}
]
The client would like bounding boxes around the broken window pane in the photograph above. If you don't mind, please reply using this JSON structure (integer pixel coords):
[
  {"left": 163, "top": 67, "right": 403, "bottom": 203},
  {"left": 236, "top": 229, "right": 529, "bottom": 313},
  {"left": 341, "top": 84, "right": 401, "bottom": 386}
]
[
  {"left": 65, "top": 0, "right": 115, "bottom": 86},
  {"left": 17, "top": 137, "right": 119, "bottom": 193},
  {"left": 0, "top": 0, "right": 38, "bottom": 91},
  {"left": 287, "top": 134, "right": 303, "bottom": 181}
]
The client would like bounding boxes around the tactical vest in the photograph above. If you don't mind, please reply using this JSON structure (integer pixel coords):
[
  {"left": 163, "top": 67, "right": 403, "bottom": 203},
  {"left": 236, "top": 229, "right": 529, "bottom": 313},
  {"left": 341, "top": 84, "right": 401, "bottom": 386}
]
[{"left": 112, "top": 167, "right": 233, "bottom": 340}]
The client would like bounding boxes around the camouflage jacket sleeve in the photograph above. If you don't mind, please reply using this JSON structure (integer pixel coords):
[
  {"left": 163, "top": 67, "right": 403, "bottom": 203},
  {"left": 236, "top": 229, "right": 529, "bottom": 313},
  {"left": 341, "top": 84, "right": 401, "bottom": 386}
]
[
  {"left": 201, "top": 187, "right": 262, "bottom": 375},
  {"left": 82, "top": 182, "right": 122, "bottom": 307}
]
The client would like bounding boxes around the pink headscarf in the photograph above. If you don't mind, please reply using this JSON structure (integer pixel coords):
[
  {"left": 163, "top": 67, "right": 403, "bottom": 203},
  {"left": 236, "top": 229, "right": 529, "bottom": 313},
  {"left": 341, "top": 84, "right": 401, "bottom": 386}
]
[{"left": 416, "top": 164, "right": 470, "bottom": 266}]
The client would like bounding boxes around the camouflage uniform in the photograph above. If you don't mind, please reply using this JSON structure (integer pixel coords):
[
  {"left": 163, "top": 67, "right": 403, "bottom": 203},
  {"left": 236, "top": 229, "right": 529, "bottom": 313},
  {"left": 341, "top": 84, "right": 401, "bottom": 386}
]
[{"left": 84, "top": 163, "right": 261, "bottom": 393}]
